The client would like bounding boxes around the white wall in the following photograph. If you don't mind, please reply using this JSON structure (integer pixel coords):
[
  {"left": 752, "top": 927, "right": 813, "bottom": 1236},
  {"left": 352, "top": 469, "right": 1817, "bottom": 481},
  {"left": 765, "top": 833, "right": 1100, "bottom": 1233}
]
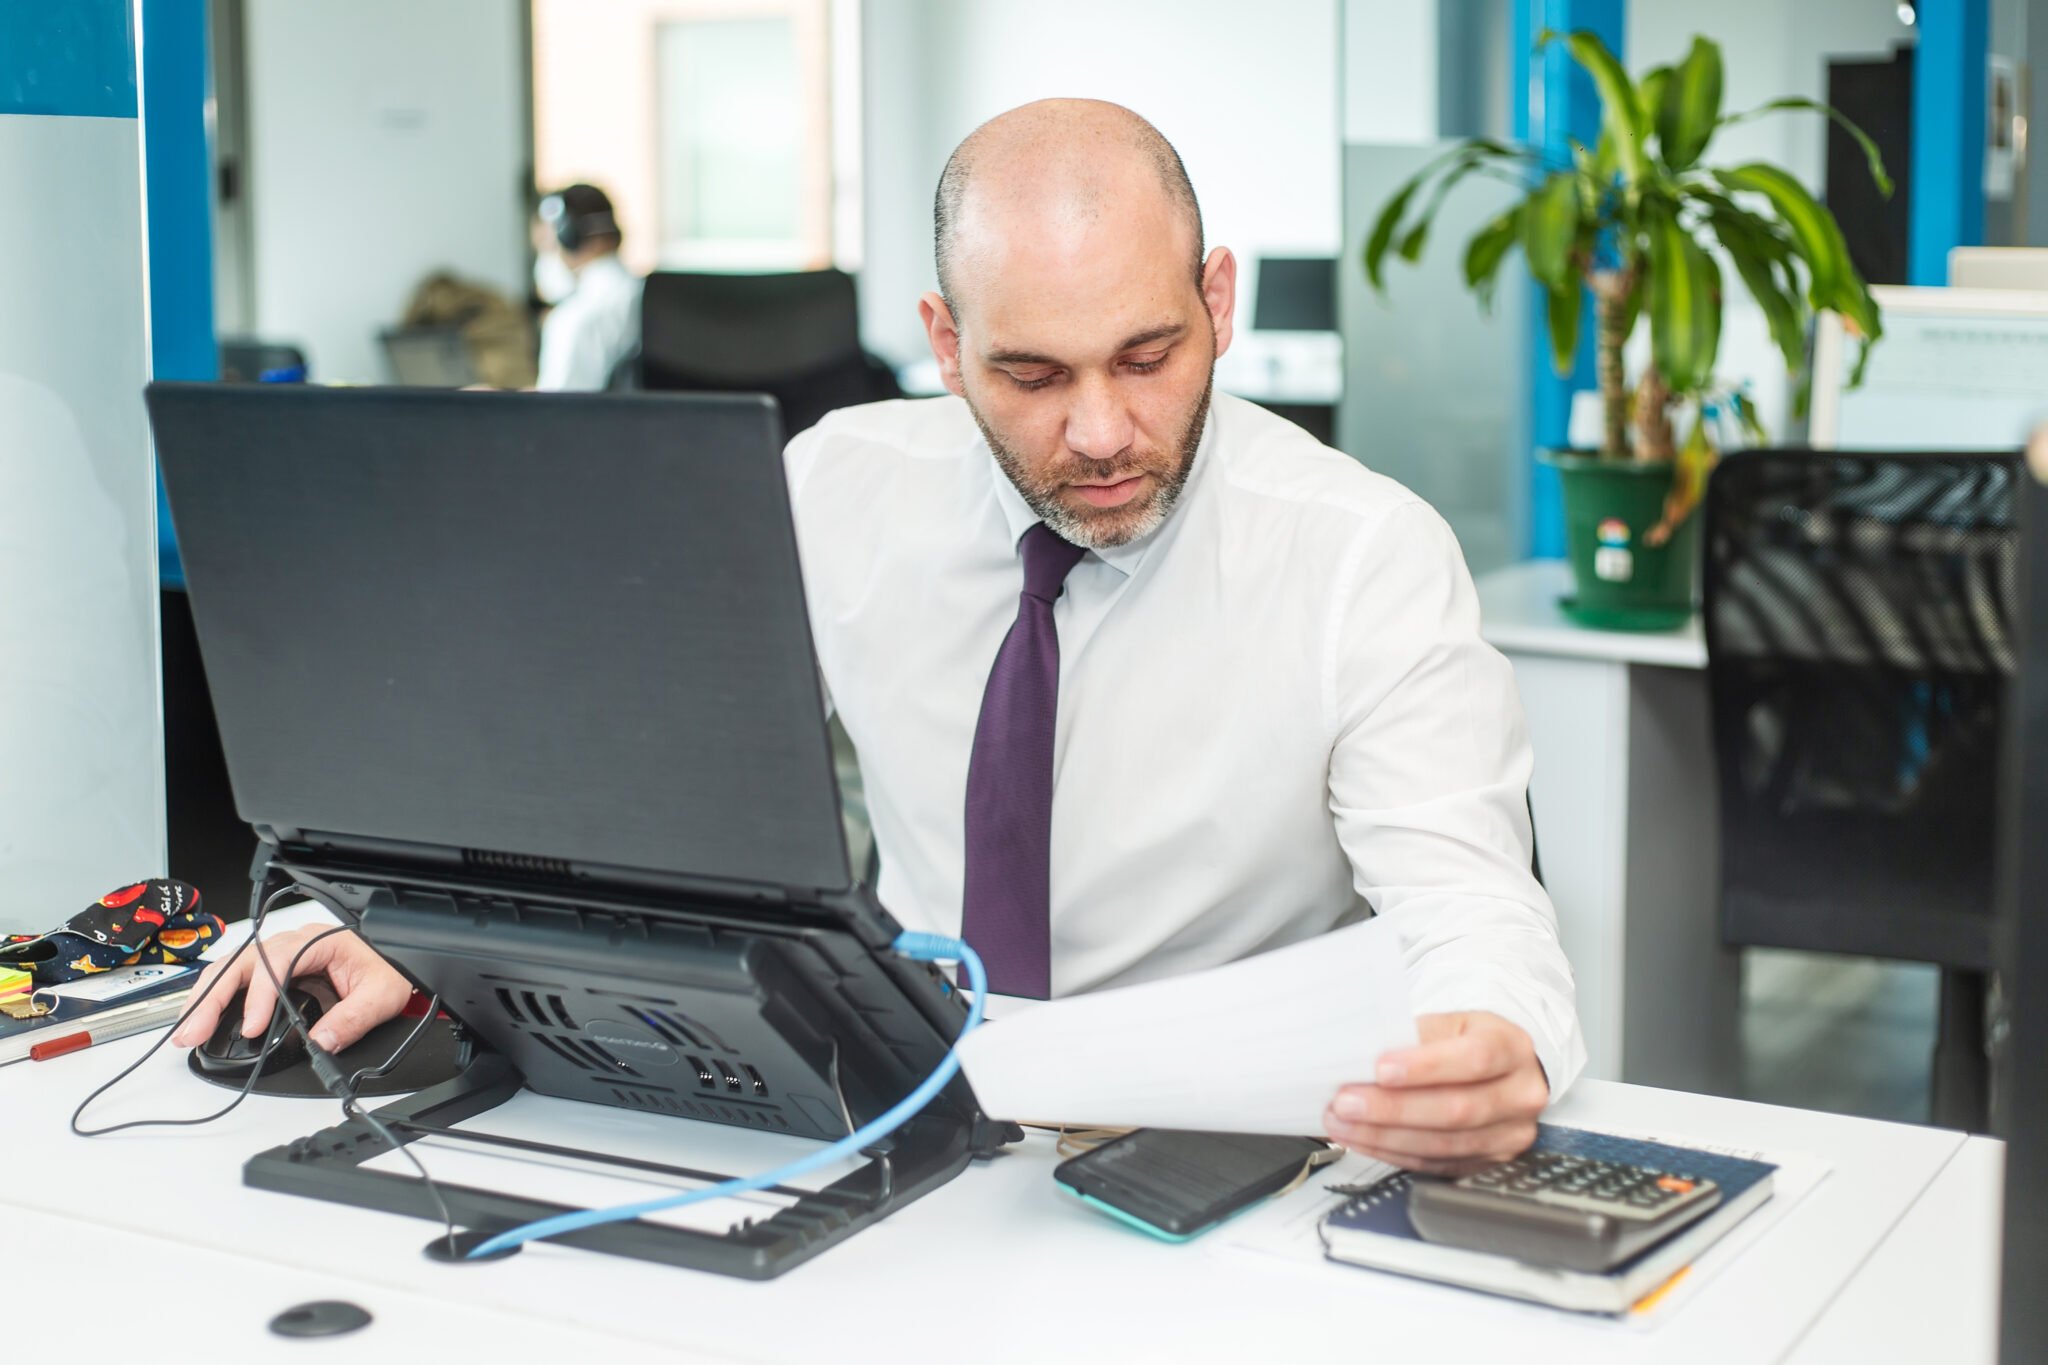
[
  {"left": 0, "top": 116, "right": 164, "bottom": 932},
  {"left": 1629, "top": 0, "right": 1909, "bottom": 196},
  {"left": 242, "top": 0, "right": 529, "bottom": 384},
  {"left": 859, "top": 0, "right": 1342, "bottom": 368}
]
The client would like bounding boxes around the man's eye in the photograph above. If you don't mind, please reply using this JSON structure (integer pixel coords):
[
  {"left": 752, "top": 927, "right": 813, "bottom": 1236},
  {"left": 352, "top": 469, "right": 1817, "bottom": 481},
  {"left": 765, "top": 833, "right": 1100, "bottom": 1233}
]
[
  {"left": 1124, "top": 357, "right": 1167, "bottom": 374},
  {"left": 1010, "top": 372, "right": 1059, "bottom": 391}
]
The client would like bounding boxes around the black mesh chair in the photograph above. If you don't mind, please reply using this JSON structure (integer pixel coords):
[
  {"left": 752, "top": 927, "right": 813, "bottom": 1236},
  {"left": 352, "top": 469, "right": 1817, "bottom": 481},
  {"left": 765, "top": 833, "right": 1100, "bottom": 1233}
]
[
  {"left": 636, "top": 269, "right": 901, "bottom": 438},
  {"left": 1703, "top": 448, "right": 2019, "bottom": 1130}
]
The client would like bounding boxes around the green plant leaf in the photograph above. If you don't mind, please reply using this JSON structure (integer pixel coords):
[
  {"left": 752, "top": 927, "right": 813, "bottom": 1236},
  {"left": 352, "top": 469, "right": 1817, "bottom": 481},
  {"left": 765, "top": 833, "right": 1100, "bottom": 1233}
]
[
  {"left": 1395, "top": 149, "right": 1523, "bottom": 266},
  {"left": 1688, "top": 189, "right": 1793, "bottom": 264},
  {"left": 1521, "top": 171, "right": 1584, "bottom": 290},
  {"left": 1591, "top": 126, "right": 1619, "bottom": 185},
  {"left": 1464, "top": 205, "right": 1523, "bottom": 310},
  {"left": 1721, "top": 96, "right": 1893, "bottom": 197},
  {"left": 1540, "top": 28, "right": 1646, "bottom": 184},
  {"left": 1545, "top": 281, "right": 1583, "bottom": 375},
  {"left": 1636, "top": 65, "right": 1673, "bottom": 152},
  {"left": 1839, "top": 273, "right": 1885, "bottom": 388},
  {"left": 1712, "top": 211, "right": 1806, "bottom": 378},
  {"left": 1361, "top": 139, "right": 1524, "bottom": 292},
  {"left": 1657, "top": 37, "right": 1723, "bottom": 170},
  {"left": 1716, "top": 163, "right": 1849, "bottom": 309},
  {"left": 1363, "top": 176, "right": 1427, "bottom": 294},
  {"left": 1644, "top": 202, "right": 1722, "bottom": 393}
]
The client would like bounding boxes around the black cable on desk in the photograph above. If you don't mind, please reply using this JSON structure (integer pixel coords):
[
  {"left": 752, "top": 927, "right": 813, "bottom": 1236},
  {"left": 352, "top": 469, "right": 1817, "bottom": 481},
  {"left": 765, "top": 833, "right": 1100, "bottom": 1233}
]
[
  {"left": 243, "top": 883, "right": 461, "bottom": 1258},
  {"left": 70, "top": 875, "right": 463, "bottom": 1255},
  {"left": 69, "top": 882, "right": 332, "bottom": 1137}
]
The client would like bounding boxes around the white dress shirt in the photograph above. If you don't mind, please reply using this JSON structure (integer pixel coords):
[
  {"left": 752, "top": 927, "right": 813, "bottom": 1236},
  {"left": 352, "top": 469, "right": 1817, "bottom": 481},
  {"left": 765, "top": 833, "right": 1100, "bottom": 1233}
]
[
  {"left": 785, "top": 392, "right": 1586, "bottom": 1097},
  {"left": 535, "top": 254, "right": 642, "bottom": 392}
]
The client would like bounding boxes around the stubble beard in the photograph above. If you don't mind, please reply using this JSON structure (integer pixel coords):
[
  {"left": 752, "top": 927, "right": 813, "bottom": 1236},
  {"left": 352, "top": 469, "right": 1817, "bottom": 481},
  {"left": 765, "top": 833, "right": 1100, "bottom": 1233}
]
[{"left": 970, "top": 368, "right": 1213, "bottom": 551}]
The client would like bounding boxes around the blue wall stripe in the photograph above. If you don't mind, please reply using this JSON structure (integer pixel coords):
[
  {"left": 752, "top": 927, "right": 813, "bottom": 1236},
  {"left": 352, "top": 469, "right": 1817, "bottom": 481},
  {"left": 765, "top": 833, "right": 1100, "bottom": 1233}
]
[
  {"left": 0, "top": 0, "right": 138, "bottom": 118},
  {"left": 140, "top": 0, "right": 216, "bottom": 589},
  {"left": 1513, "top": 0, "right": 1624, "bottom": 560},
  {"left": 1908, "top": 0, "right": 1988, "bottom": 286}
]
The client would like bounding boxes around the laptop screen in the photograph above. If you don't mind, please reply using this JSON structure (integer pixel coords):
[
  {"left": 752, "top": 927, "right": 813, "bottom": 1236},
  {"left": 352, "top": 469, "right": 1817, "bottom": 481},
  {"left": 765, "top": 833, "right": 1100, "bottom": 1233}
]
[{"left": 146, "top": 384, "right": 851, "bottom": 895}]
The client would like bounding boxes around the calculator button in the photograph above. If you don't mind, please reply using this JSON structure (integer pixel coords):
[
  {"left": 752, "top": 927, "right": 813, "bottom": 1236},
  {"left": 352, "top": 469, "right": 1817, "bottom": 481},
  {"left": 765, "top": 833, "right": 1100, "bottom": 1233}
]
[{"left": 1656, "top": 1176, "right": 1696, "bottom": 1194}]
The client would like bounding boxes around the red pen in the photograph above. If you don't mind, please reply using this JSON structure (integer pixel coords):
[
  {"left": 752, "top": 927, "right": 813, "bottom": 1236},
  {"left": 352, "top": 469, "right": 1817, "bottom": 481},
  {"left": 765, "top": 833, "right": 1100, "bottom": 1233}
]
[{"left": 28, "top": 999, "right": 190, "bottom": 1061}]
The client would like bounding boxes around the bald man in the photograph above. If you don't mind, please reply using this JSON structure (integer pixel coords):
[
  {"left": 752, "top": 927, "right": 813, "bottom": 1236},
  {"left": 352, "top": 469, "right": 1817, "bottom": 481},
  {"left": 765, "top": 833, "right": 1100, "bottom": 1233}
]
[
  {"left": 787, "top": 99, "right": 1582, "bottom": 1170},
  {"left": 176, "top": 101, "right": 1583, "bottom": 1174}
]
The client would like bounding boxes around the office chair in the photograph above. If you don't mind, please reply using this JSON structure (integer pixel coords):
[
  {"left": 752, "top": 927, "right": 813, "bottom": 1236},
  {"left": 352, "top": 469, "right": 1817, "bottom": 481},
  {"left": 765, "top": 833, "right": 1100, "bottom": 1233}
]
[
  {"left": 1703, "top": 448, "right": 2018, "bottom": 1131},
  {"left": 636, "top": 269, "right": 901, "bottom": 437}
]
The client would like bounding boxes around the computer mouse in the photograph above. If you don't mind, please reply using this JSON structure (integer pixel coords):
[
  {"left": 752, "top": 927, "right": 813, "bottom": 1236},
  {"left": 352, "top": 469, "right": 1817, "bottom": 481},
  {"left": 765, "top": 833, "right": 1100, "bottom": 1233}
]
[{"left": 194, "top": 976, "right": 340, "bottom": 1079}]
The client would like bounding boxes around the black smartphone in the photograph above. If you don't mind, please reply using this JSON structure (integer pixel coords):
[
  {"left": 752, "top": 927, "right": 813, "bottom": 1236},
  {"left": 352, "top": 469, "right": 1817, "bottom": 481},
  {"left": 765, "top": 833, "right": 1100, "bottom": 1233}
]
[{"left": 1053, "top": 1129, "right": 1332, "bottom": 1242}]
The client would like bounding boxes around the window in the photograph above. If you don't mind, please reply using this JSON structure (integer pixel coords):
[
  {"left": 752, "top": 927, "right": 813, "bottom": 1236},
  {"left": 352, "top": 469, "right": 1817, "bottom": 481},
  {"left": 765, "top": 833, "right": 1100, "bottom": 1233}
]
[{"left": 530, "top": 0, "right": 847, "bottom": 275}]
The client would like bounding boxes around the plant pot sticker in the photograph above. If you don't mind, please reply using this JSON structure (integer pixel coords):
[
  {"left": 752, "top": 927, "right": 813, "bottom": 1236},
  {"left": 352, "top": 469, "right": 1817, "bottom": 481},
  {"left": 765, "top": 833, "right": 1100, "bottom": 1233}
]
[{"left": 1594, "top": 518, "right": 1634, "bottom": 582}]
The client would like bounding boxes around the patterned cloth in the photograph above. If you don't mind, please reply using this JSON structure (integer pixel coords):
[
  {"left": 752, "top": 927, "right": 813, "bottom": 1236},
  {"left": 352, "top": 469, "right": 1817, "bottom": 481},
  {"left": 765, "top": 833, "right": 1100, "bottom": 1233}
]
[{"left": 0, "top": 879, "right": 224, "bottom": 984}]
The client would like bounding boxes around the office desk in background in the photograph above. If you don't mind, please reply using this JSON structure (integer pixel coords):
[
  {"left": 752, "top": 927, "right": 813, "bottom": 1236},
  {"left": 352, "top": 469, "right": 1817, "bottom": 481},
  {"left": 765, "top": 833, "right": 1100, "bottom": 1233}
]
[{"left": 1476, "top": 560, "right": 1738, "bottom": 1097}]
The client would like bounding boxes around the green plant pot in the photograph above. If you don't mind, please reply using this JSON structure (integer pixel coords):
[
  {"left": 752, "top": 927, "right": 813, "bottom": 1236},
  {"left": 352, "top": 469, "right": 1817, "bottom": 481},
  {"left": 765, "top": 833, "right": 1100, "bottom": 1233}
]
[{"left": 1543, "top": 451, "right": 1698, "bottom": 631}]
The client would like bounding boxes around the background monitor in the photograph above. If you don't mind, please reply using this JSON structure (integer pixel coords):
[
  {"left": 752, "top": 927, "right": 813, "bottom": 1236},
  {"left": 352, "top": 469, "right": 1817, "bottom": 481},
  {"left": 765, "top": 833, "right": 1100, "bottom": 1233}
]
[
  {"left": 1253, "top": 256, "right": 1338, "bottom": 333},
  {"left": 378, "top": 325, "right": 479, "bottom": 388},
  {"left": 1810, "top": 285, "right": 2048, "bottom": 451}
]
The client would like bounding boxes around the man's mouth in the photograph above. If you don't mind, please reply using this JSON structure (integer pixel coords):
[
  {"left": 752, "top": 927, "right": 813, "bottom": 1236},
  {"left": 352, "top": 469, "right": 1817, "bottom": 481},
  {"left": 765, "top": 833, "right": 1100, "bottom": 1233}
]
[{"left": 1069, "top": 474, "right": 1147, "bottom": 509}]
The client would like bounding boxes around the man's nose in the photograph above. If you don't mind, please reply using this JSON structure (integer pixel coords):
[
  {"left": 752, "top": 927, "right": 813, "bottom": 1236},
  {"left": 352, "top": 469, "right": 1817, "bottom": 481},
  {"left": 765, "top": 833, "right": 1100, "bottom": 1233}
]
[{"left": 1063, "top": 373, "right": 1137, "bottom": 463}]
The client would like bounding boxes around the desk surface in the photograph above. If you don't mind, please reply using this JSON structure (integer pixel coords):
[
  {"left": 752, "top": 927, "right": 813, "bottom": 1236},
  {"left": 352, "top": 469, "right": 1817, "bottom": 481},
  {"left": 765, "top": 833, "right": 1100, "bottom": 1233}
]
[
  {"left": 3, "top": 916, "right": 1985, "bottom": 1364},
  {"left": 1477, "top": 560, "right": 1706, "bottom": 669},
  {"left": 1785, "top": 1135, "right": 2004, "bottom": 1365}
]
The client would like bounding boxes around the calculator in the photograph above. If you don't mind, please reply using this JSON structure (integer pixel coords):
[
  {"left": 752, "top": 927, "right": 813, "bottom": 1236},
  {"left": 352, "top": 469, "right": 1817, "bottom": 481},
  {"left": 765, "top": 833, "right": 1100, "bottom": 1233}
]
[{"left": 1406, "top": 1150, "right": 1722, "bottom": 1272}]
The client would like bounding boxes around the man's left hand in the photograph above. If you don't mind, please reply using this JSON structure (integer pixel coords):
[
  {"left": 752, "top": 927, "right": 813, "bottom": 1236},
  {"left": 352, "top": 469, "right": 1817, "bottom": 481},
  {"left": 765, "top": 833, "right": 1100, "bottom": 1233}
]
[{"left": 1322, "top": 1011, "right": 1548, "bottom": 1174}]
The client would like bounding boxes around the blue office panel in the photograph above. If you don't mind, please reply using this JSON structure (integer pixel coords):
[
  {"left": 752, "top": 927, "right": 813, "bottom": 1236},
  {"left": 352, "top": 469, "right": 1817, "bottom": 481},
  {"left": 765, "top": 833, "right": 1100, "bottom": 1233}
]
[
  {"left": 140, "top": 0, "right": 217, "bottom": 588},
  {"left": 1512, "top": 0, "right": 1622, "bottom": 558},
  {"left": 0, "top": 0, "right": 138, "bottom": 118},
  {"left": 1909, "top": 0, "right": 1988, "bottom": 285}
]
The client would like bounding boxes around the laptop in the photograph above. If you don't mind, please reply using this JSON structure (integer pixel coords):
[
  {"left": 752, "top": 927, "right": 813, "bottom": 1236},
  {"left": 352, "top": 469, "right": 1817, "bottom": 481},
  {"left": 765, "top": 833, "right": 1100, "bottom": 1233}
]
[
  {"left": 144, "top": 384, "right": 999, "bottom": 1275},
  {"left": 378, "top": 325, "right": 479, "bottom": 387}
]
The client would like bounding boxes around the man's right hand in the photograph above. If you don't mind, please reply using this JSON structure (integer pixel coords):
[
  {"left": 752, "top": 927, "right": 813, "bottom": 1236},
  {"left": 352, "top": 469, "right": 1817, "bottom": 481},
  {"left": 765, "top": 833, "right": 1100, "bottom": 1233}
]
[{"left": 168, "top": 924, "right": 413, "bottom": 1054}]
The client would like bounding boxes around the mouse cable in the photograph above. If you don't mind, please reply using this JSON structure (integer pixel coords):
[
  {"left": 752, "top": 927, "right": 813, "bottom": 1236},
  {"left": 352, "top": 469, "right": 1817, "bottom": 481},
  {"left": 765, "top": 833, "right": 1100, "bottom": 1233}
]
[
  {"left": 71, "top": 884, "right": 348, "bottom": 1137},
  {"left": 242, "top": 893, "right": 461, "bottom": 1260},
  {"left": 460, "top": 931, "right": 987, "bottom": 1260}
]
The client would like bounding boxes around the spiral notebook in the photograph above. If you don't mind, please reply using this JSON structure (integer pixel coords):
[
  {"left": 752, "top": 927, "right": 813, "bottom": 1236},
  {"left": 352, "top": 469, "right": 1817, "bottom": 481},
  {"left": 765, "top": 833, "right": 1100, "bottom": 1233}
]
[{"left": 1320, "top": 1125, "right": 1779, "bottom": 1315}]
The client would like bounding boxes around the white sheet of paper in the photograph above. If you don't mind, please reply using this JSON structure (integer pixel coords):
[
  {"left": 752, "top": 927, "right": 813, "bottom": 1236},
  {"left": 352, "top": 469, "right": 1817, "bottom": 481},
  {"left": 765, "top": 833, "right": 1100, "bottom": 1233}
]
[{"left": 955, "top": 917, "right": 1417, "bottom": 1134}]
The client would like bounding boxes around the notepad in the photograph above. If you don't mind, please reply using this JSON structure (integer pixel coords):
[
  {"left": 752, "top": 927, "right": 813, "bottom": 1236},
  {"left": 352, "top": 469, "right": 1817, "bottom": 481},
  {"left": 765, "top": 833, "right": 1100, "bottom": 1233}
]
[{"left": 1319, "top": 1126, "right": 1779, "bottom": 1315}]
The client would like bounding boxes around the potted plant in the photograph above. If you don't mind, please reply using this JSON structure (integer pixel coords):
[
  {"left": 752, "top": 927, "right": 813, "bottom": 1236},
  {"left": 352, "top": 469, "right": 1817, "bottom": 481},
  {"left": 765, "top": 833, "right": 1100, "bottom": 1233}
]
[{"left": 1364, "top": 30, "right": 1889, "bottom": 629}]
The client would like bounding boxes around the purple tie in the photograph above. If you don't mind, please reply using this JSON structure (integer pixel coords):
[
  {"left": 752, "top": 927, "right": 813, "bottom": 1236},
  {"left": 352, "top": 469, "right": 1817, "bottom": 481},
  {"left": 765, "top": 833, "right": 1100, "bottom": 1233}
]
[{"left": 961, "top": 522, "right": 1087, "bottom": 998}]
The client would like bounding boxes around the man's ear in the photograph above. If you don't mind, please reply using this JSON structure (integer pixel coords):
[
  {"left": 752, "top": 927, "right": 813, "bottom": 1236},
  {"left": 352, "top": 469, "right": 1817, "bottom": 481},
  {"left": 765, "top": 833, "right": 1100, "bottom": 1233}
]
[
  {"left": 1200, "top": 247, "right": 1239, "bottom": 361},
  {"left": 918, "top": 292, "right": 967, "bottom": 397}
]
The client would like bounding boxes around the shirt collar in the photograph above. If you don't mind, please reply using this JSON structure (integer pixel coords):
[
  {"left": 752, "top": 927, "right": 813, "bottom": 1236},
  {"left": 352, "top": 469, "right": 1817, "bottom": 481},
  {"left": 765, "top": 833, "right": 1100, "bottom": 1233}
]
[{"left": 981, "top": 408, "right": 1216, "bottom": 580}]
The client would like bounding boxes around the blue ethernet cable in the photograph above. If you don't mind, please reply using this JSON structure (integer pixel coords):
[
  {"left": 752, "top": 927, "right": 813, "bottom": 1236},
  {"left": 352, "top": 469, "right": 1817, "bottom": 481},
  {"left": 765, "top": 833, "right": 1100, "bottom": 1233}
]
[{"left": 463, "top": 931, "right": 986, "bottom": 1260}]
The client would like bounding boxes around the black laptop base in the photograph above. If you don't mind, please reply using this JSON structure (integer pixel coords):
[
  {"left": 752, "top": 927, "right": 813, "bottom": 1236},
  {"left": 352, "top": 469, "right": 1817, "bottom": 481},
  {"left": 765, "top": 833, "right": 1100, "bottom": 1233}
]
[
  {"left": 241, "top": 850, "right": 1016, "bottom": 1279},
  {"left": 245, "top": 1052, "right": 986, "bottom": 1280}
]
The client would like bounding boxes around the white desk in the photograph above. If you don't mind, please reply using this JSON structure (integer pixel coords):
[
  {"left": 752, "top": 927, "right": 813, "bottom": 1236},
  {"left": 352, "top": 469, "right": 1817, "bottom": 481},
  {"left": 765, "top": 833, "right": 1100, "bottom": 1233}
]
[
  {"left": 1476, "top": 560, "right": 1737, "bottom": 1096},
  {"left": 2, "top": 972, "right": 1984, "bottom": 1363},
  {"left": 1786, "top": 1135, "right": 2004, "bottom": 1365}
]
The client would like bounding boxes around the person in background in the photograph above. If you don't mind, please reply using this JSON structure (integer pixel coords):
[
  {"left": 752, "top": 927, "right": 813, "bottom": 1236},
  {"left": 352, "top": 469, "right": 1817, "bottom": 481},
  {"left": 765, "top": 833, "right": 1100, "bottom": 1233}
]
[{"left": 531, "top": 184, "right": 641, "bottom": 391}]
